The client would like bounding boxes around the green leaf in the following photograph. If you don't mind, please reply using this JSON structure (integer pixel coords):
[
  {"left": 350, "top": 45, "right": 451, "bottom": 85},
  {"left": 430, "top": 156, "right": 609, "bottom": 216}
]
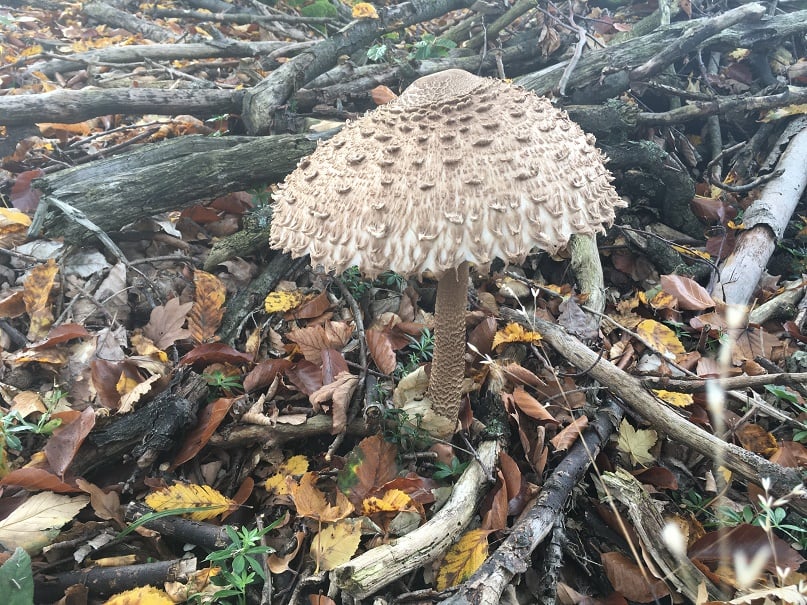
[
  {"left": 0, "top": 548, "right": 34, "bottom": 605},
  {"left": 367, "top": 44, "right": 387, "bottom": 62},
  {"left": 763, "top": 384, "right": 799, "bottom": 403}
]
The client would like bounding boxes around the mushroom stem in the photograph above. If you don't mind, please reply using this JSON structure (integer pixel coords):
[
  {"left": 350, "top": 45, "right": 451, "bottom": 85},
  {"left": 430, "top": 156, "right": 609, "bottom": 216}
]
[{"left": 427, "top": 261, "right": 470, "bottom": 435}]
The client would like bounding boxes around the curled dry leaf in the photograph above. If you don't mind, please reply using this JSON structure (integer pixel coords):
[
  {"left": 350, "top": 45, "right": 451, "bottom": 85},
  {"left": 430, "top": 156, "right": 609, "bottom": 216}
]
[
  {"left": 660, "top": 274, "right": 715, "bottom": 311},
  {"left": 549, "top": 416, "right": 589, "bottom": 452}
]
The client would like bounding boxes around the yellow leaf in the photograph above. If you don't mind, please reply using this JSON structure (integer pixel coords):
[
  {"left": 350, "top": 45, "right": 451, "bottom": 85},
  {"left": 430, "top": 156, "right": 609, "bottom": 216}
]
[
  {"left": 491, "top": 323, "right": 542, "bottom": 350},
  {"left": 648, "top": 290, "right": 676, "bottom": 310},
  {"left": 436, "top": 528, "right": 491, "bottom": 590},
  {"left": 145, "top": 484, "right": 236, "bottom": 521},
  {"left": 636, "top": 319, "right": 685, "bottom": 359},
  {"left": 361, "top": 489, "right": 417, "bottom": 515},
  {"left": 727, "top": 48, "right": 750, "bottom": 61},
  {"left": 616, "top": 419, "right": 657, "bottom": 466},
  {"left": 103, "top": 585, "right": 174, "bottom": 605},
  {"left": 670, "top": 245, "right": 711, "bottom": 261},
  {"left": 265, "top": 455, "right": 309, "bottom": 495},
  {"left": 0, "top": 208, "right": 32, "bottom": 229},
  {"left": 352, "top": 2, "right": 379, "bottom": 18},
  {"left": 652, "top": 389, "right": 694, "bottom": 408},
  {"left": 264, "top": 290, "right": 304, "bottom": 313},
  {"left": 760, "top": 103, "right": 807, "bottom": 122},
  {"left": 310, "top": 519, "right": 362, "bottom": 572}
]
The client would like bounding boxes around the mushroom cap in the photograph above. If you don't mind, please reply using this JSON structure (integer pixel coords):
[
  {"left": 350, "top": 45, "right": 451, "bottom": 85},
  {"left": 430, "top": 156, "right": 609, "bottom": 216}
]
[{"left": 270, "top": 69, "right": 626, "bottom": 279}]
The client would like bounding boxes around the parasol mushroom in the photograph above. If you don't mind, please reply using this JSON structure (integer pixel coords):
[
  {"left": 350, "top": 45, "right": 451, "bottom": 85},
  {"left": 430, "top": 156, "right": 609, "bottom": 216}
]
[{"left": 270, "top": 69, "right": 626, "bottom": 438}]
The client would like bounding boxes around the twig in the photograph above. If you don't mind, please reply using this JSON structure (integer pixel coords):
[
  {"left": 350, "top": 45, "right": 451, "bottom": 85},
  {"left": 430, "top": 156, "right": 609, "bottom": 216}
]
[
  {"left": 636, "top": 86, "right": 807, "bottom": 126},
  {"left": 630, "top": 3, "right": 766, "bottom": 81}
]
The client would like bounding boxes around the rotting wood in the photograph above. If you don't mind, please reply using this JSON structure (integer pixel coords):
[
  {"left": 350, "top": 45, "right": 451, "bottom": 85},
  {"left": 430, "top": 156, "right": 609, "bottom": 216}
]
[
  {"left": 0, "top": 88, "right": 243, "bottom": 127},
  {"left": 31, "top": 134, "right": 319, "bottom": 243},
  {"left": 601, "top": 469, "right": 729, "bottom": 602}
]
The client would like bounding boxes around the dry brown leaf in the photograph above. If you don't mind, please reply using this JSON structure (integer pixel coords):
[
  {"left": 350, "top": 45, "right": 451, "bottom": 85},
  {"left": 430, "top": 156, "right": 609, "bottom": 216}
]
[
  {"left": 601, "top": 551, "right": 669, "bottom": 602},
  {"left": 365, "top": 328, "right": 397, "bottom": 374},
  {"left": 22, "top": 259, "right": 58, "bottom": 340},
  {"left": 511, "top": 386, "right": 559, "bottom": 423},
  {"left": 660, "top": 274, "right": 714, "bottom": 310},
  {"left": 143, "top": 297, "right": 193, "bottom": 349},
  {"left": 188, "top": 270, "right": 226, "bottom": 343},
  {"left": 287, "top": 321, "right": 353, "bottom": 363},
  {"left": 292, "top": 472, "right": 353, "bottom": 522},
  {"left": 549, "top": 416, "right": 589, "bottom": 451}
]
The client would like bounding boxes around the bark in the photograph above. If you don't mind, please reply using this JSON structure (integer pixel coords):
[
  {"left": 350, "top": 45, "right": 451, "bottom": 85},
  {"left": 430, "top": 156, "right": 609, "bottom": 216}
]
[
  {"left": 32, "top": 133, "right": 319, "bottom": 243},
  {"left": 714, "top": 125, "right": 807, "bottom": 304},
  {"left": 515, "top": 3, "right": 790, "bottom": 101},
  {"left": 0, "top": 88, "right": 242, "bottom": 126},
  {"left": 24, "top": 41, "right": 295, "bottom": 77},
  {"left": 84, "top": 0, "right": 178, "bottom": 42},
  {"left": 35, "top": 559, "right": 196, "bottom": 602}
]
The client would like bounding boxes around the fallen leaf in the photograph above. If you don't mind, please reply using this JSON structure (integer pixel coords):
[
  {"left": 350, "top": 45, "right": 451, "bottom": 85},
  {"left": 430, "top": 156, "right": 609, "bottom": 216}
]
[
  {"left": 0, "top": 492, "right": 89, "bottom": 553},
  {"left": 436, "top": 528, "right": 492, "bottom": 590},
  {"left": 616, "top": 419, "right": 657, "bottom": 466}
]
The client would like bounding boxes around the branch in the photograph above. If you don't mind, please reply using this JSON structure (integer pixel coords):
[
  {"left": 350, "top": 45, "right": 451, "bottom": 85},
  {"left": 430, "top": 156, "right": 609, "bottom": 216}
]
[{"left": 241, "top": 0, "right": 477, "bottom": 134}]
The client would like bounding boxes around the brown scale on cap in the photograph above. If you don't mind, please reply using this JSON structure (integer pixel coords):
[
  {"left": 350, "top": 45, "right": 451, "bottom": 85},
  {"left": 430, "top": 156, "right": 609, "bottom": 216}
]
[{"left": 270, "top": 69, "right": 626, "bottom": 437}]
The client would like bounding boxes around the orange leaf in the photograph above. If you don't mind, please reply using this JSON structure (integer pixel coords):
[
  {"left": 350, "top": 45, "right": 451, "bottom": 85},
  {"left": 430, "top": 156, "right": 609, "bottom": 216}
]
[
  {"left": 292, "top": 472, "right": 353, "bottom": 522},
  {"left": 366, "top": 328, "right": 397, "bottom": 374},
  {"left": 736, "top": 423, "right": 778, "bottom": 457},
  {"left": 352, "top": 2, "right": 378, "bottom": 18},
  {"left": 188, "top": 270, "right": 225, "bottom": 343},
  {"left": 22, "top": 259, "right": 58, "bottom": 340},
  {"left": 511, "top": 387, "right": 558, "bottom": 423},
  {"left": 170, "top": 398, "right": 235, "bottom": 470},
  {"left": 492, "top": 323, "right": 542, "bottom": 350},
  {"left": 549, "top": 416, "right": 588, "bottom": 452}
]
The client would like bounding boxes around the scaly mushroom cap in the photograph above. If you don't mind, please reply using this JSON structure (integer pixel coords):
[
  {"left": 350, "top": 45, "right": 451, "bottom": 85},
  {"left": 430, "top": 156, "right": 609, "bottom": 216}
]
[{"left": 270, "top": 69, "right": 626, "bottom": 279}]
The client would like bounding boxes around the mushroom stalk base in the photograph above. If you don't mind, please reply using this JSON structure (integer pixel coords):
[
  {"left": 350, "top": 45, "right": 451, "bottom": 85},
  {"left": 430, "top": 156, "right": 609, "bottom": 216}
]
[{"left": 427, "top": 261, "right": 469, "bottom": 436}]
